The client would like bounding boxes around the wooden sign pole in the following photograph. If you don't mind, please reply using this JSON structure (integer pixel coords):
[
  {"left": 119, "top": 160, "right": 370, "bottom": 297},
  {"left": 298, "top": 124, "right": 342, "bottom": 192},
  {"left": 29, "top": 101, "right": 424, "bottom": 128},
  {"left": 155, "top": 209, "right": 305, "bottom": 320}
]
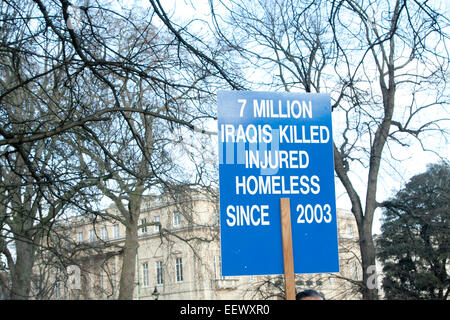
[{"left": 280, "top": 198, "right": 296, "bottom": 300}]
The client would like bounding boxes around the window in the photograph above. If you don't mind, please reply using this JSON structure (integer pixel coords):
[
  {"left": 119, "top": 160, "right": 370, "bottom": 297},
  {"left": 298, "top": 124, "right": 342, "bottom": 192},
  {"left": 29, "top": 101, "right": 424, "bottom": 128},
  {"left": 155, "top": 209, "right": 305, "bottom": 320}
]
[
  {"left": 55, "top": 281, "right": 60, "bottom": 299},
  {"left": 213, "top": 255, "right": 223, "bottom": 280},
  {"left": 141, "top": 218, "right": 147, "bottom": 234},
  {"left": 89, "top": 229, "right": 95, "bottom": 243},
  {"left": 142, "top": 263, "right": 149, "bottom": 287},
  {"left": 35, "top": 279, "right": 41, "bottom": 296},
  {"left": 154, "top": 216, "right": 160, "bottom": 232},
  {"left": 353, "top": 262, "right": 360, "bottom": 279},
  {"left": 100, "top": 270, "right": 104, "bottom": 291},
  {"left": 176, "top": 257, "right": 183, "bottom": 282},
  {"left": 113, "top": 224, "right": 119, "bottom": 239},
  {"left": 214, "top": 210, "right": 220, "bottom": 225},
  {"left": 77, "top": 232, "right": 83, "bottom": 244},
  {"left": 173, "top": 212, "right": 181, "bottom": 227},
  {"left": 101, "top": 227, "right": 108, "bottom": 241},
  {"left": 156, "top": 261, "right": 163, "bottom": 285},
  {"left": 347, "top": 224, "right": 354, "bottom": 237},
  {"left": 112, "top": 265, "right": 117, "bottom": 293}
]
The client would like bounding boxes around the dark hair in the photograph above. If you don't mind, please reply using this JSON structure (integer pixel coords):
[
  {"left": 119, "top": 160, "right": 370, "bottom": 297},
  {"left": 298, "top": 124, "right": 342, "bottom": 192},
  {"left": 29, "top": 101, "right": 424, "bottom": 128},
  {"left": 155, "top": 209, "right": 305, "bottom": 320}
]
[{"left": 296, "top": 289, "right": 325, "bottom": 300}]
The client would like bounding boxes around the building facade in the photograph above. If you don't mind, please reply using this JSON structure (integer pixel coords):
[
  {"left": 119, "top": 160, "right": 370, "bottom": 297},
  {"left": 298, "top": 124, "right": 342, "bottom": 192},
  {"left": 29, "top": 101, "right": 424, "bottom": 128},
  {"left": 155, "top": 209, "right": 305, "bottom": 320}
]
[{"left": 32, "top": 192, "right": 363, "bottom": 300}]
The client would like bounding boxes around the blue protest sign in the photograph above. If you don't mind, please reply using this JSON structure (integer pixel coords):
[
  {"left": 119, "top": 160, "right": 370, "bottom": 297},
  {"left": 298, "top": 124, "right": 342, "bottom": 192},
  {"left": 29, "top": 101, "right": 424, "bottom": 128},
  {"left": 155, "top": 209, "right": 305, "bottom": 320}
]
[{"left": 218, "top": 90, "right": 339, "bottom": 276}]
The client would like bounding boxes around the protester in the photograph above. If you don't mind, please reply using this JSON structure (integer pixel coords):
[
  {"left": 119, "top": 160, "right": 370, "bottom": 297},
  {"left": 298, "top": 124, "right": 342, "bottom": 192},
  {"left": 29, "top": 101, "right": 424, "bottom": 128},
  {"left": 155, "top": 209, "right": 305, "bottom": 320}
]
[{"left": 296, "top": 289, "right": 325, "bottom": 300}]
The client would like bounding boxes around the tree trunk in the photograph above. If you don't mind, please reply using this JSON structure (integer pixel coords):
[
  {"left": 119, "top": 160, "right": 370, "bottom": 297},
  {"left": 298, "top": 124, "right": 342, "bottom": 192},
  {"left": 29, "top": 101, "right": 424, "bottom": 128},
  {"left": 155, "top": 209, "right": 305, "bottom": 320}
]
[
  {"left": 118, "top": 218, "right": 139, "bottom": 300},
  {"left": 358, "top": 219, "right": 379, "bottom": 300},
  {"left": 10, "top": 238, "right": 36, "bottom": 300},
  {"left": 117, "top": 185, "right": 145, "bottom": 300},
  {"left": 334, "top": 144, "right": 380, "bottom": 300}
]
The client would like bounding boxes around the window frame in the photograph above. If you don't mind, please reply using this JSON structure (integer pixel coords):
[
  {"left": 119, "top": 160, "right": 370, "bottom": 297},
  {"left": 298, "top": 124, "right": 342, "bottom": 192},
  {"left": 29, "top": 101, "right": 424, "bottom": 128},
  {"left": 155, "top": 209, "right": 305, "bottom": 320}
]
[
  {"left": 175, "top": 257, "right": 183, "bottom": 283},
  {"left": 156, "top": 261, "right": 163, "bottom": 285},
  {"left": 142, "top": 262, "right": 149, "bottom": 287}
]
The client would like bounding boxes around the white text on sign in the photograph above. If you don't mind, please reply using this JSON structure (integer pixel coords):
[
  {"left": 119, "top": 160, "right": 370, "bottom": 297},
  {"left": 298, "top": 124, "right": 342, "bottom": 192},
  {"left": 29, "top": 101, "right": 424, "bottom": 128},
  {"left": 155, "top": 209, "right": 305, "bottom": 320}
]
[
  {"left": 237, "top": 98, "right": 313, "bottom": 119},
  {"left": 220, "top": 96, "right": 332, "bottom": 229}
]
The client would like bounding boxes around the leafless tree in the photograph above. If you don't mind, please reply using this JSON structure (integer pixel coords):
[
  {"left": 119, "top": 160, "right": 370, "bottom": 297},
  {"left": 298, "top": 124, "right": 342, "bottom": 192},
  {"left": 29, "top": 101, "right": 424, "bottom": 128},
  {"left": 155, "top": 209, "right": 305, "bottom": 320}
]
[
  {"left": 160, "top": 0, "right": 449, "bottom": 299},
  {"left": 329, "top": 0, "right": 449, "bottom": 299},
  {"left": 0, "top": 1, "right": 110, "bottom": 299},
  {"left": 1, "top": 0, "right": 229, "bottom": 299}
]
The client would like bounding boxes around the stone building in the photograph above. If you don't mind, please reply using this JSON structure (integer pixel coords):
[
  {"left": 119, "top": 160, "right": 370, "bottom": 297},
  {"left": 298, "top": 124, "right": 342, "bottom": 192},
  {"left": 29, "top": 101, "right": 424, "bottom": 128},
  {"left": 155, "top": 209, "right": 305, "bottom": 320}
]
[{"left": 32, "top": 191, "right": 362, "bottom": 300}]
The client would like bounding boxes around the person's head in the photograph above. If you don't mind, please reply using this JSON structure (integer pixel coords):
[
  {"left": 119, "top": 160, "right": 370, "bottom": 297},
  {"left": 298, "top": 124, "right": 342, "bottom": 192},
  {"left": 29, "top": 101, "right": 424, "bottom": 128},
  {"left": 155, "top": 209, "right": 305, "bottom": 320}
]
[{"left": 296, "top": 289, "right": 325, "bottom": 300}]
